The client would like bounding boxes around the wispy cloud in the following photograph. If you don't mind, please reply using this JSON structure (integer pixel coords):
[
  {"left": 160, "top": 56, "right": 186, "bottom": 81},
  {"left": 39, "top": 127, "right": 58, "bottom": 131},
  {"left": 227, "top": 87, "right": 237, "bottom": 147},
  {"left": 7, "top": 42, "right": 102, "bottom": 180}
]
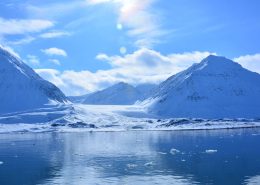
[
  {"left": 41, "top": 48, "right": 67, "bottom": 57},
  {"left": 22, "top": 0, "right": 167, "bottom": 48},
  {"left": 35, "top": 68, "right": 90, "bottom": 96},
  {"left": 7, "top": 31, "right": 70, "bottom": 46},
  {"left": 0, "top": 17, "right": 53, "bottom": 35},
  {"left": 87, "top": 0, "right": 167, "bottom": 48},
  {"left": 7, "top": 36, "right": 35, "bottom": 45},
  {"left": 36, "top": 49, "right": 213, "bottom": 95},
  {"left": 25, "top": 55, "right": 40, "bottom": 66},
  {"left": 48, "top": 59, "right": 61, "bottom": 65},
  {"left": 35, "top": 69, "right": 66, "bottom": 87},
  {"left": 40, "top": 31, "right": 71, "bottom": 39},
  {"left": 25, "top": 1, "right": 87, "bottom": 19},
  {"left": 234, "top": 53, "right": 260, "bottom": 74}
]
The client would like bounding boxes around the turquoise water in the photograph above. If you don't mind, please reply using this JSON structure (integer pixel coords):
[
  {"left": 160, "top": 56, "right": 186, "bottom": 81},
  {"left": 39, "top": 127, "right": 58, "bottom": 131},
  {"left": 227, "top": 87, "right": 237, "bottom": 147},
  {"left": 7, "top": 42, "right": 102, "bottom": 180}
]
[{"left": 0, "top": 129, "right": 260, "bottom": 185}]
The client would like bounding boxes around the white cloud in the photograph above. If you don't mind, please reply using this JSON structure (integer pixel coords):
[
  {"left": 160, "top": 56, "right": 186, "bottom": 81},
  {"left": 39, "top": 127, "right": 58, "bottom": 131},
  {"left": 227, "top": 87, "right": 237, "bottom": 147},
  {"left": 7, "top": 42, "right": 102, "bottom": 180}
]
[
  {"left": 40, "top": 31, "right": 71, "bottom": 39},
  {"left": 26, "top": 55, "right": 40, "bottom": 66},
  {"left": 0, "top": 17, "right": 53, "bottom": 35},
  {"left": 36, "top": 49, "right": 213, "bottom": 96},
  {"left": 25, "top": 1, "right": 88, "bottom": 19},
  {"left": 23, "top": 0, "right": 166, "bottom": 48},
  {"left": 41, "top": 48, "right": 67, "bottom": 57},
  {"left": 234, "top": 54, "right": 260, "bottom": 74},
  {"left": 7, "top": 36, "right": 35, "bottom": 45},
  {"left": 97, "top": 48, "right": 213, "bottom": 71},
  {"left": 36, "top": 69, "right": 91, "bottom": 96},
  {"left": 35, "top": 69, "right": 65, "bottom": 87},
  {"left": 49, "top": 59, "right": 61, "bottom": 65},
  {"left": 87, "top": 0, "right": 167, "bottom": 48}
]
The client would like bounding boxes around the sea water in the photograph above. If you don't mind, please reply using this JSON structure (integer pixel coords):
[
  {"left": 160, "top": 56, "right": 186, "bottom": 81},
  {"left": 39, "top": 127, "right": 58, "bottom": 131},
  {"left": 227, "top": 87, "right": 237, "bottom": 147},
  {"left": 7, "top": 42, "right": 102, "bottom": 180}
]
[{"left": 0, "top": 129, "right": 260, "bottom": 185}]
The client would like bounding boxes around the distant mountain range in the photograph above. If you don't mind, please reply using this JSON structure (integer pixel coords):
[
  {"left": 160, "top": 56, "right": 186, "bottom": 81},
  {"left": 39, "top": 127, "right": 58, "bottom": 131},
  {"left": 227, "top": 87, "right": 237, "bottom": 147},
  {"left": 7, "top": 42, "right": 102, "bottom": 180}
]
[
  {"left": 144, "top": 55, "right": 260, "bottom": 118},
  {"left": 69, "top": 82, "right": 157, "bottom": 105},
  {"left": 0, "top": 46, "right": 67, "bottom": 114},
  {"left": 1, "top": 45, "right": 260, "bottom": 119}
]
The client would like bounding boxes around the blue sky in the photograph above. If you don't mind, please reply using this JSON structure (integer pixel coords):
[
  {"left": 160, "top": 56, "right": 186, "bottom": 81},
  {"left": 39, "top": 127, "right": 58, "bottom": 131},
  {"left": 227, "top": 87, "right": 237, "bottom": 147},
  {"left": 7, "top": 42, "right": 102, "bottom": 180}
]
[{"left": 1, "top": 0, "right": 260, "bottom": 95}]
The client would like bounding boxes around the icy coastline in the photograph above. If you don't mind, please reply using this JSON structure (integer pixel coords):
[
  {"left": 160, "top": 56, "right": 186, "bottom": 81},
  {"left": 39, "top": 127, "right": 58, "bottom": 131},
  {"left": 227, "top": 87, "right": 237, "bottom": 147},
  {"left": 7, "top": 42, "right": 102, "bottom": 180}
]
[{"left": 1, "top": 104, "right": 260, "bottom": 133}]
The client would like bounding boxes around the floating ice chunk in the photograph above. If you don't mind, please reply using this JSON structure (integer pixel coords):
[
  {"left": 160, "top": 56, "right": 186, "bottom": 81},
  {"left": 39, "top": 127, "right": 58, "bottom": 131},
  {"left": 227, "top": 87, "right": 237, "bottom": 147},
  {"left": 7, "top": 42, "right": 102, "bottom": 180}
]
[
  {"left": 127, "top": 164, "right": 138, "bottom": 169},
  {"left": 0, "top": 161, "right": 4, "bottom": 165},
  {"left": 205, "top": 149, "right": 218, "bottom": 154},
  {"left": 144, "top": 162, "right": 154, "bottom": 167},
  {"left": 158, "top": 152, "right": 167, "bottom": 155},
  {"left": 73, "top": 153, "right": 84, "bottom": 156},
  {"left": 170, "top": 148, "right": 180, "bottom": 155}
]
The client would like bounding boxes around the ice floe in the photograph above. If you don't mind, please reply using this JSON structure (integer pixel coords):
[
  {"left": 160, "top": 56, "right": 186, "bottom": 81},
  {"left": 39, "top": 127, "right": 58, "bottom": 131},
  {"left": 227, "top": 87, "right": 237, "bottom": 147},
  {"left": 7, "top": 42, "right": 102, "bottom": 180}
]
[
  {"left": 127, "top": 164, "right": 138, "bottom": 169},
  {"left": 170, "top": 148, "right": 181, "bottom": 155},
  {"left": 205, "top": 150, "right": 218, "bottom": 154},
  {"left": 158, "top": 152, "right": 167, "bottom": 155},
  {"left": 144, "top": 162, "right": 155, "bottom": 167}
]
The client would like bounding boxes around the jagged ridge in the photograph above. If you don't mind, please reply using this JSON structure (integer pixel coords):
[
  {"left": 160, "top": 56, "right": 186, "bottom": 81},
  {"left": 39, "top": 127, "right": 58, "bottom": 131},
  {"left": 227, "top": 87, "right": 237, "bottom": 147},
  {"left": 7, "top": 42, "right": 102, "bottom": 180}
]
[{"left": 0, "top": 46, "right": 68, "bottom": 114}]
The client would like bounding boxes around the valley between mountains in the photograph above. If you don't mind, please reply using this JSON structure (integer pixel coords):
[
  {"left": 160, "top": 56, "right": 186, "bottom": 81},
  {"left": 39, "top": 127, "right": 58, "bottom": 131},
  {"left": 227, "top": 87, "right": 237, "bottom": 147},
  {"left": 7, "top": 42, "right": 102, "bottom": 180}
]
[{"left": 1, "top": 45, "right": 260, "bottom": 133}]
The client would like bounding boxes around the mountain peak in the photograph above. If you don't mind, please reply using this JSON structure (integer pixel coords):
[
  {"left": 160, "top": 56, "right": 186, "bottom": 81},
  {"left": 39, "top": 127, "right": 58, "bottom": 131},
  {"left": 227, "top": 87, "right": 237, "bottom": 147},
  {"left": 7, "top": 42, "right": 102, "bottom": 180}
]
[
  {"left": 0, "top": 45, "right": 21, "bottom": 62},
  {"left": 204, "top": 54, "right": 227, "bottom": 60},
  {"left": 0, "top": 46, "right": 68, "bottom": 113},
  {"left": 81, "top": 82, "right": 140, "bottom": 105},
  {"left": 146, "top": 55, "right": 260, "bottom": 118},
  {"left": 0, "top": 45, "right": 40, "bottom": 80},
  {"left": 189, "top": 55, "right": 243, "bottom": 75},
  {"left": 115, "top": 82, "right": 130, "bottom": 87},
  {"left": 201, "top": 55, "right": 236, "bottom": 66},
  {"left": 110, "top": 82, "right": 135, "bottom": 91}
]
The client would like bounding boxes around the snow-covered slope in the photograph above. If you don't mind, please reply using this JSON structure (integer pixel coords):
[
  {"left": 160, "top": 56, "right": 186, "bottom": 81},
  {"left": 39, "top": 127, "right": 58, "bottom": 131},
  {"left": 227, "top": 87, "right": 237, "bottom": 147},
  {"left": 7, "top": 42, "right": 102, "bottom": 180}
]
[
  {"left": 0, "top": 46, "right": 68, "bottom": 114},
  {"left": 68, "top": 94, "right": 90, "bottom": 103},
  {"left": 81, "top": 82, "right": 142, "bottom": 105},
  {"left": 69, "top": 82, "right": 156, "bottom": 105},
  {"left": 135, "top": 83, "right": 157, "bottom": 100},
  {"left": 145, "top": 55, "right": 260, "bottom": 118}
]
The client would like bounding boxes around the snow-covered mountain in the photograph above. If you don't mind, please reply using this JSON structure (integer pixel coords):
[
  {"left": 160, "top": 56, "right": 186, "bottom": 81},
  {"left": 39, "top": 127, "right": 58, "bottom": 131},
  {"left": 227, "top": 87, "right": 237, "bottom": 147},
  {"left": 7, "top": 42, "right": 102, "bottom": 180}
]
[
  {"left": 0, "top": 46, "right": 68, "bottom": 114},
  {"left": 82, "top": 82, "right": 141, "bottom": 105},
  {"left": 71, "top": 82, "right": 156, "bottom": 105},
  {"left": 135, "top": 83, "right": 157, "bottom": 99},
  {"left": 68, "top": 94, "right": 90, "bottom": 103},
  {"left": 144, "top": 55, "right": 260, "bottom": 118}
]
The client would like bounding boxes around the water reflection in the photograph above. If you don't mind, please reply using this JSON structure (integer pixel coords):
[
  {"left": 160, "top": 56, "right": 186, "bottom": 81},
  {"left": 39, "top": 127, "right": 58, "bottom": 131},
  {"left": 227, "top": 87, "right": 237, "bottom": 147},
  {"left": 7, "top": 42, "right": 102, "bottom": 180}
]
[{"left": 0, "top": 129, "right": 260, "bottom": 185}]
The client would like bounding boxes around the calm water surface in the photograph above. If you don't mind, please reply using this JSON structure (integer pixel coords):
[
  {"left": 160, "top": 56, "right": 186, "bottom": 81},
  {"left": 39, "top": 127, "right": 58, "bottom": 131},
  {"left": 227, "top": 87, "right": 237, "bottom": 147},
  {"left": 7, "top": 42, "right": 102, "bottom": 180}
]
[{"left": 0, "top": 129, "right": 260, "bottom": 185}]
